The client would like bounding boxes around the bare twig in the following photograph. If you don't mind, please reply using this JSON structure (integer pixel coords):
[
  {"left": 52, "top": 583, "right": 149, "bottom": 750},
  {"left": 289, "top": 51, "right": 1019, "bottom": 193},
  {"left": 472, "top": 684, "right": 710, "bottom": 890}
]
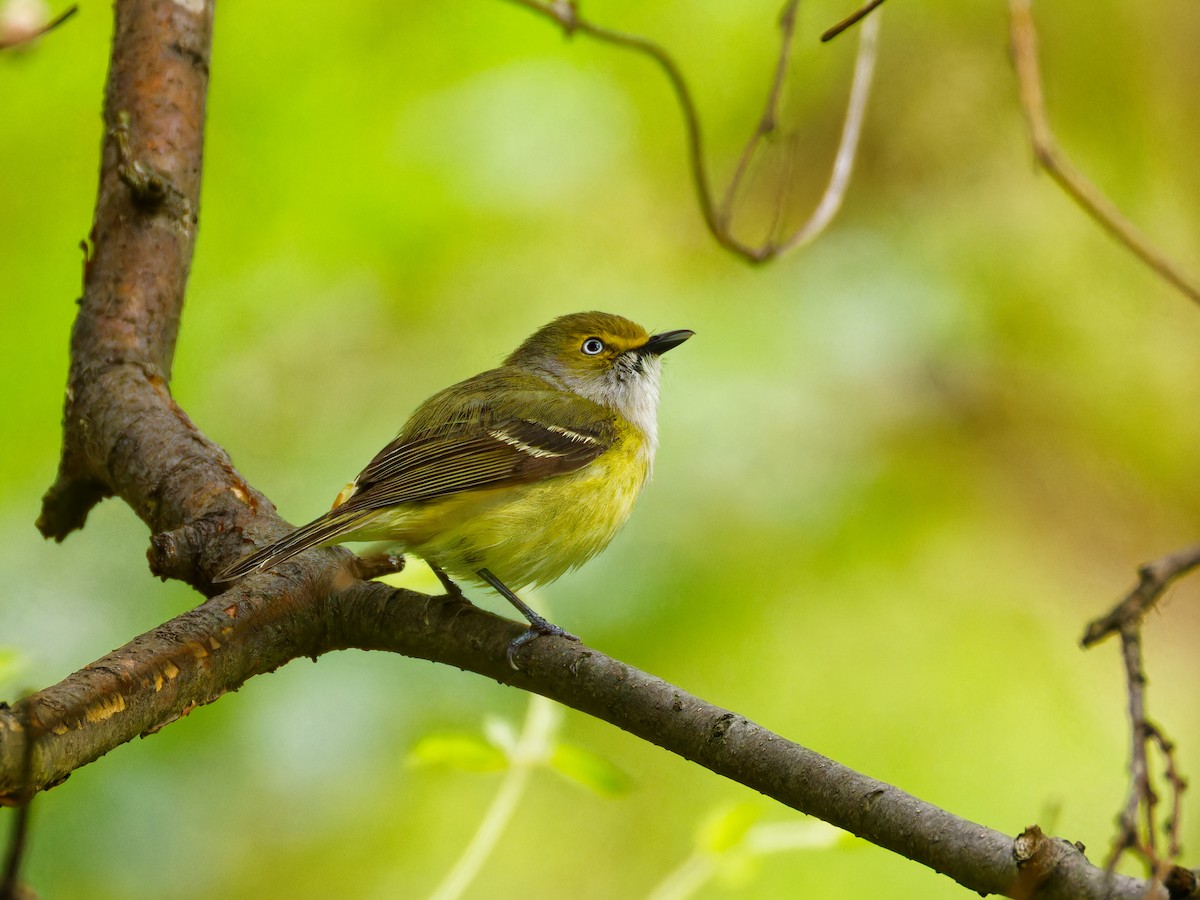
[
  {"left": 820, "top": 0, "right": 887, "bottom": 43},
  {"left": 775, "top": 12, "right": 877, "bottom": 253},
  {"left": 505, "top": 0, "right": 878, "bottom": 263},
  {"left": 0, "top": 2, "right": 76, "bottom": 50},
  {"left": 1081, "top": 546, "right": 1199, "bottom": 880},
  {"left": 1008, "top": 0, "right": 1200, "bottom": 307},
  {"left": 1082, "top": 544, "right": 1200, "bottom": 647},
  {"left": 1147, "top": 725, "right": 1185, "bottom": 861},
  {"left": 717, "top": 0, "right": 802, "bottom": 228}
]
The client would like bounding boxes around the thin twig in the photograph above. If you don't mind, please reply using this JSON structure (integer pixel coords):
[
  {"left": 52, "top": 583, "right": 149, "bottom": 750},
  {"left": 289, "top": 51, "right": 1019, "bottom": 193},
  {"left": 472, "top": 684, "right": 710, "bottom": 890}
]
[
  {"left": 1008, "top": 0, "right": 1200, "bottom": 307},
  {"left": 505, "top": 0, "right": 744, "bottom": 256},
  {"left": 1082, "top": 546, "right": 1198, "bottom": 879},
  {"left": 505, "top": 0, "right": 878, "bottom": 263},
  {"left": 1106, "top": 628, "right": 1152, "bottom": 872},
  {"left": 820, "top": 0, "right": 887, "bottom": 43},
  {"left": 718, "top": 0, "right": 802, "bottom": 229},
  {"left": 1082, "top": 544, "right": 1200, "bottom": 647},
  {"left": 0, "top": 3, "right": 77, "bottom": 50},
  {"left": 1146, "top": 725, "right": 1186, "bottom": 860},
  {"left": 775, "top": 12, "right": 878, "bottom": 253}
]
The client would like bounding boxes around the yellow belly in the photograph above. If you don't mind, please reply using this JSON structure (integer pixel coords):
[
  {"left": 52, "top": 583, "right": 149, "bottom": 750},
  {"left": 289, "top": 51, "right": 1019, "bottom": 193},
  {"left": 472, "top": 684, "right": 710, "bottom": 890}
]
[{"left": 342, "top": 432, "right": 651, "bottom": 590}]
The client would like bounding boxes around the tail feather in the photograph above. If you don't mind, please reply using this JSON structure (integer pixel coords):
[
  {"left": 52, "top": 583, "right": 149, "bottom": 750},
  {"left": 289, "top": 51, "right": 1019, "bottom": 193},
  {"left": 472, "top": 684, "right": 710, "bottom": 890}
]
[{"left": 215, "top": 511, "right": 369, "bottom": 582}]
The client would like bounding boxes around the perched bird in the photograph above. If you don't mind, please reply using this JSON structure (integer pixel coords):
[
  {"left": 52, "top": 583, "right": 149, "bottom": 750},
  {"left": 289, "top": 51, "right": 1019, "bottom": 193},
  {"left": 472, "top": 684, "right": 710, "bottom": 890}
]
[{"left": 217, "top": 311, "right": 693, "bottom": 664}]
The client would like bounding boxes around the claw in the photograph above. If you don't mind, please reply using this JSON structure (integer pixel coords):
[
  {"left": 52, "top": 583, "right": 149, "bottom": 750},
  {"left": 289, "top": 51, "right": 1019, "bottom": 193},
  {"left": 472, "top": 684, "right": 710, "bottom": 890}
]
[{"left": 506, "top": 621, "right": 579, "bottom": 670}]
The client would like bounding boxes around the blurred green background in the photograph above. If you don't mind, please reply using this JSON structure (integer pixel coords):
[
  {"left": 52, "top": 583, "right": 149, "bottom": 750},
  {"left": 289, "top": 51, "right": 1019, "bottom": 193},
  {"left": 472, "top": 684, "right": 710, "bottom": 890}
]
[{"left": 3, "top": 0, "right": 1200, "bottom": 897}]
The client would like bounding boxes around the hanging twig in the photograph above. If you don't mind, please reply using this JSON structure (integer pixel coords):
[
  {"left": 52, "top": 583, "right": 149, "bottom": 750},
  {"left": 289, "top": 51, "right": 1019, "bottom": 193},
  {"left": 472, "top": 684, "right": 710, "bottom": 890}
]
[
  {"left": 1008, "top": 0, "right": 1200, "bottom": 308},
  {"left": 717, "top": 0, "right": 803, "bottom": 229},
  {"left": 773, "top": 12, "right": 877, "bottom": 253},
  {"left": 504, "top": 0, "right": 879, "bottom": 263},
  {"left": 0, "top": 3, "right": 76, "bottom": 50}
]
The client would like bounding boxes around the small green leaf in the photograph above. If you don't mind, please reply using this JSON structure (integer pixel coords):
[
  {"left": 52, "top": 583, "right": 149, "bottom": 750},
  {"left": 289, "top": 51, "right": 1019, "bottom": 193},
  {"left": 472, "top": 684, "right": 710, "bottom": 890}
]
[
  {"left": 407, "top": 733, "right": 509, "bottom": 773},
  {"left": 548, "top": 743, "right": 631, "bottom": 797},
  {"left": 698, "top": 802, "right": 762, "bottom": 854}
]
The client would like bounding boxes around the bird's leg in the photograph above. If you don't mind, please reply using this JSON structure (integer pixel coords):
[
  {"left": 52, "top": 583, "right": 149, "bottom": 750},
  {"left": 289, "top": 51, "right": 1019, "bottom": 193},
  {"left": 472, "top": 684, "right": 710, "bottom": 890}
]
[{"left": 476, "top": 568, "right": 578, "bottom": 668}]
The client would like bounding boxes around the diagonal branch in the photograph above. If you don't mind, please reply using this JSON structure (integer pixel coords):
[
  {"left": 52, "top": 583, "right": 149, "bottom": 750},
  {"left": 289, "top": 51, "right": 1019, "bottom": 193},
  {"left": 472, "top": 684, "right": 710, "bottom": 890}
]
[{"left": 0, "top": 578, "right": 1174, "bottom": 900}]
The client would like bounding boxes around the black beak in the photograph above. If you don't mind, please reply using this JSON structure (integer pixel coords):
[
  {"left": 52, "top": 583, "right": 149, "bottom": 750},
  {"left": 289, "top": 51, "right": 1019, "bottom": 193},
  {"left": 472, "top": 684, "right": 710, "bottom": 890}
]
[{"left": 639, "top": 329, "right": 694, "bottom": 356}]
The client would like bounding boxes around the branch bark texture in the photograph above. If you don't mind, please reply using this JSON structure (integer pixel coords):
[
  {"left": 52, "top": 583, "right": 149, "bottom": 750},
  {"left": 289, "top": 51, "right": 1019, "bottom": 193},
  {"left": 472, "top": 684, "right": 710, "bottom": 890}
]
[{"left": 0, "top": 2, "right": 1177, "bottom": 899}]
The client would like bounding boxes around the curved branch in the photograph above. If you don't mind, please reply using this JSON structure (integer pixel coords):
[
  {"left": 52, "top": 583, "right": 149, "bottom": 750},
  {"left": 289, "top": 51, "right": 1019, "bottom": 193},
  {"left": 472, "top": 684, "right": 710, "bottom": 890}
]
[
  {"left": 505, "top": 0, "right": 877, "bottom": 264},
  {"left": 1008, "top": 0, "right": 1200, "bottom": 307}
]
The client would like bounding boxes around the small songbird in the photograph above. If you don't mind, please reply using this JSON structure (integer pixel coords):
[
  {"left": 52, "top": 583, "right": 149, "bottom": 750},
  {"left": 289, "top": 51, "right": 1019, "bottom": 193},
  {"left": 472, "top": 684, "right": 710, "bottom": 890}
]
[{"left": 217, "top": 311, "right": 693, "bottom": 664}]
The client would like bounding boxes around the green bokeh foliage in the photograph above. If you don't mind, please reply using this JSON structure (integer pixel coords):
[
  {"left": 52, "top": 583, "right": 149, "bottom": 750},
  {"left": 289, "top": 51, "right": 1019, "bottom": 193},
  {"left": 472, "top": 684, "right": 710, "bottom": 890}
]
[{"left": 2, "top": 0, "right": 1199, "bottom": 897}]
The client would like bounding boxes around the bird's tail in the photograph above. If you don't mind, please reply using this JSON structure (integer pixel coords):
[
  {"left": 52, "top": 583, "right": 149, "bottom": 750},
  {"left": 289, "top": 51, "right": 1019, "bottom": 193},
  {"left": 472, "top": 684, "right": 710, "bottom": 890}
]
[{"left": 214, "top": 510, "right": 372, "bottom": 582}]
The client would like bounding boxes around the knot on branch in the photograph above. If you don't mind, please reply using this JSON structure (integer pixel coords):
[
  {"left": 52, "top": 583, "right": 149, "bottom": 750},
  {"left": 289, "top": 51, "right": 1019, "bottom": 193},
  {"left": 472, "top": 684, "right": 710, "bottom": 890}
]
[
  {"left": 149, "top": 514, "right": 235, "bottom": 594},
  {"left": 347, "top": 551, "right": 406, "bottom": 582},
  {"left": 1163, "top": 866, "right": 1198, "bottom": 898},
  {"left": 36, "top": 472, "right": 113, "bottom": 541},
  {"left": 112, "top": 110, "right": 195, "bottom": 219},
  {"left": 1011, "top": 825, "right": 1087, "bottom": 895}
]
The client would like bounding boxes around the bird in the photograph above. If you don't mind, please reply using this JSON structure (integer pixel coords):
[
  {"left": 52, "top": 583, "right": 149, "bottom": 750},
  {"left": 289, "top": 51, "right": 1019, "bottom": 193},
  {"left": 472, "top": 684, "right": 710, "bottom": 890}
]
[{"left": 216, "top": 311, "right": 693, "bottom": 665}]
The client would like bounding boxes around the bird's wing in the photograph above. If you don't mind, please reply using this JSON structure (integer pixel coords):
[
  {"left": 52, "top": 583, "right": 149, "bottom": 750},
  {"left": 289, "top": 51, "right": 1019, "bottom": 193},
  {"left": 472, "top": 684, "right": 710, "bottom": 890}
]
[{"left": 340, "top": 371, "right": 616, "bottom": 513}]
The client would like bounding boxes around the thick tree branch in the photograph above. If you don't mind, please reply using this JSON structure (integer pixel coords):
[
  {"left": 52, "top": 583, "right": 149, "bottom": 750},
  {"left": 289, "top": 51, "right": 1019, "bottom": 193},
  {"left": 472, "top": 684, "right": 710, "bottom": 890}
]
[
  {"left": 35, "top": 0, "right": 238, "bottom": 544},
  {"left": 0, "top": 580, "right": 1172, "bottom": 900}
]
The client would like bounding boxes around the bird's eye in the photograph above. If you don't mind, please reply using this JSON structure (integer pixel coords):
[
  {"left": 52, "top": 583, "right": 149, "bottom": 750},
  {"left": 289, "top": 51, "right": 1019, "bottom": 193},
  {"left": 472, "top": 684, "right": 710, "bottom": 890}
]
[{"left": 581, "top": 337, "right": 605, "bottom": 356}]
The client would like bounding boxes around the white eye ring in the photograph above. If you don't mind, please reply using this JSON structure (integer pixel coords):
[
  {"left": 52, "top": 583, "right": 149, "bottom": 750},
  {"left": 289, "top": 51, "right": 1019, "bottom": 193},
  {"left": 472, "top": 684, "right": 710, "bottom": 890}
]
[{"left": 581, "top": 337, "right": 605, "bottom": 356}]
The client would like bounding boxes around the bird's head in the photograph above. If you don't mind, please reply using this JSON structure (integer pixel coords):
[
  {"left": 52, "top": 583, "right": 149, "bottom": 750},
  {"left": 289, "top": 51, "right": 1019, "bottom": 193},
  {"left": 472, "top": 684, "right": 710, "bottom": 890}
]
[{"left": 507, "top": 311, "right": 693, "bottom": 422}]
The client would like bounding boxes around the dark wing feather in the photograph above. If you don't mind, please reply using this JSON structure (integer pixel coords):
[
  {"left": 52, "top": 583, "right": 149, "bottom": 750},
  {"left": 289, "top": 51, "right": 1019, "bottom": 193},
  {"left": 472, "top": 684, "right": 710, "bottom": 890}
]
[
  {"left": 214, "top": 507, "right": 371, "bottom": 581},
  {"left": 340, "top": 409, "right": 615, "bottom": 513}
]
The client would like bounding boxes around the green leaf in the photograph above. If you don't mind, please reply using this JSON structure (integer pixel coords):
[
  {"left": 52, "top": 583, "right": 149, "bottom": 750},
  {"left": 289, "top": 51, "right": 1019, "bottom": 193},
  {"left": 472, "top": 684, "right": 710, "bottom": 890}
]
[
  {"left": 407, "top": 733, "right": 509, "bottom": 773},
  {"left": 698, "top": 802, "right": 762, "bottom": 854},
  {"left": 548, "top": 743, "right": 631, "bottom": 797}
]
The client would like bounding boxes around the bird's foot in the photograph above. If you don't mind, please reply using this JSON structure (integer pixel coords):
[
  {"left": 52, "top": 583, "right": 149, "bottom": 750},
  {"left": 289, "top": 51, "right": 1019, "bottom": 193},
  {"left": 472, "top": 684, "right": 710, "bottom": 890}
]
[{"left": 506, "top": 618, "right": 579, "bottom": 670}]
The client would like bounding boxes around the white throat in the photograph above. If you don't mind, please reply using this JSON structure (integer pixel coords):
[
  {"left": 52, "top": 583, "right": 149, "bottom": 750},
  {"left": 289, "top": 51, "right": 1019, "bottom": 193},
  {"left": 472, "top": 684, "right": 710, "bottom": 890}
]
[{"left": 576, "top": 353, "right": 663, "bottom": 463}]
